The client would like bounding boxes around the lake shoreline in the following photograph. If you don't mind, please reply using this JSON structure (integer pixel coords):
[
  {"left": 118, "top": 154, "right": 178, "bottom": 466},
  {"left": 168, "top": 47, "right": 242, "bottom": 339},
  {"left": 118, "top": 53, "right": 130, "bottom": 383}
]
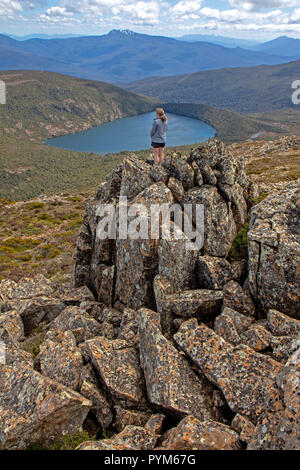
[{"left": 46, "top": 112, "right": 216, "bottom": 155}]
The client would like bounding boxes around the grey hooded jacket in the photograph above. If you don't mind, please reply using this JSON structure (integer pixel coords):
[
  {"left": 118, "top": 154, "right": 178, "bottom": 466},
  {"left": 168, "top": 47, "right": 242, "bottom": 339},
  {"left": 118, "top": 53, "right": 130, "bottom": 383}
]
[{"left": 151, "top": 118, "right": 168, "bottom": 144}]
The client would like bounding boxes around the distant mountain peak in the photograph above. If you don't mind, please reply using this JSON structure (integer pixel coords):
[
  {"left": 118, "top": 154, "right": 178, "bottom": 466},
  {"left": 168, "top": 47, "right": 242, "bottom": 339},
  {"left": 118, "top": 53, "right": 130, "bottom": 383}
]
[
  {"left": 108, "top": 29, "right": 135, "bottom": 36},
  {"left": 269, "top": 36, "right": 297, "bottom": 43},
  {"left": 252, "top": 35, "right": 300, "bottom": 58}
]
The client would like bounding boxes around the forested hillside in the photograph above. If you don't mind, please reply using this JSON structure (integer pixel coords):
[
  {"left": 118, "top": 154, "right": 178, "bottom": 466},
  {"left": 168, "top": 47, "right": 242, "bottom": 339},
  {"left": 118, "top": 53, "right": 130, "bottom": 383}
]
[
  {"left": 0, "top": 70, "right": 156, "bottom": 140},
  {"left": 126, "top": 60, "right": 300, "bottom": 114}
]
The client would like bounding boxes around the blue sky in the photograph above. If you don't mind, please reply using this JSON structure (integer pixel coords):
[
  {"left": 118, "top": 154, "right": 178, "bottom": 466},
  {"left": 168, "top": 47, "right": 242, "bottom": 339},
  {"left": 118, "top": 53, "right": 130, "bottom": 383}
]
[{"left": 1, "top": 0, "right": 300, "bottom": 39}]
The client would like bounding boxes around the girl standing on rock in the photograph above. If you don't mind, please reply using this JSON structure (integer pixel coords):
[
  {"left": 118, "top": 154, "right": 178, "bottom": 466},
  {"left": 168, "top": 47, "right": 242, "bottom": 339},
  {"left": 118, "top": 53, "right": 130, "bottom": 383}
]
[{"left": 151, "top": 108, "right": 168, "bottom": 165}]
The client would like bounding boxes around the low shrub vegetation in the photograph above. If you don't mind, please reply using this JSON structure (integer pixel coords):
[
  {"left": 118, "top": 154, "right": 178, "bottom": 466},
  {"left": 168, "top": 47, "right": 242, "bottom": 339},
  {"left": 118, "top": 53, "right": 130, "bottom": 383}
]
[{"left": 229, "top": 222, "right": 250, "bottom": 261}]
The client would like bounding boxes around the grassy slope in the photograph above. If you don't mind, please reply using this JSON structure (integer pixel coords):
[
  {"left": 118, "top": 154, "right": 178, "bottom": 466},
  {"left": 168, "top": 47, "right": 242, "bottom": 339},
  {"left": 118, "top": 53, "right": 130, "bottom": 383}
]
[
  {"left": 250, "top": 108, "right": 300, "bottom": 136},
  {"left": 125, "top": 60, "right": 300, "bottom": 114},
  {"left": 0, "top": 136, "right": 127, "bottom": 200},
  {"left": 0, "top": 195, "right": 86, "bottom": 283}
]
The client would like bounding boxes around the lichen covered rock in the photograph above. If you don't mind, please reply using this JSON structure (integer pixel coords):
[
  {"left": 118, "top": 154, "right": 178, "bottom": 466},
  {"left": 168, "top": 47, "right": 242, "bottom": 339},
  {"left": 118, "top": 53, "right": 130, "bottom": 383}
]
[
  {"left": 37, "top": 329, "right": 84, "bottom": 391},
  {"left": 248, "top": 184, "right": 300, "bottom": 318},
  {"left": 0, "top": 364, "right": 91, "bottom": 450},
  {"left": 1, "top": 139, "right": 298, "bottom": 451},
  {"left": 82, "top": 336, "right": 146, "bottom": 409},
  {"left": 248, "top": 349, "right": 300, "bottom": 450},
  {"left": 48, "top": 305, "right": 103, "bottom": 344},
  {"left": 160, "top": 415, "right": 242, "bottom": 450},
  {"left": 223, "top": 280, "right": 256, "bottom": 318},
  {"left": 77, "top": 424, "right": 158, "bottom": 450},
  {"left": 139, "top": 309, "right": 215, "bottom": 420},
  {"left": 184, "top": 185, "right": 237, "bottom": 257},
  {"left": 163, "top": 289, "right": 223, "bottom": 319},
  {"left": 197, "top": 256, "right": 244, "bottom": 290},
  {"left": 175, "top": 319, "right": 283, "bottom": 421}
]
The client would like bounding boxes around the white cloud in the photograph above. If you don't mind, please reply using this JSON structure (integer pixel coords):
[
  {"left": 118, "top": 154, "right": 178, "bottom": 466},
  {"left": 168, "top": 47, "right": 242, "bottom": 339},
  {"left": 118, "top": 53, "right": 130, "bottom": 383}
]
[
  {"left": 0, "top": 0, "right": 22, "bottom": 17},
  {"left": 55, "top": 0, "right": 162, "bottom": 25},
  {"left": 2, "top": 0, "right": 300, "bottom": 36},
  {"left": 20, "top": 0, "right": 45, "bottom": 8},
  {"left": 43, "top": 0, "right": 158, "bottom": 25},
  {"left": 290, "top": 8, "right": 300, "bottom": 22},
  {"left": 62, "top": 0, "right": 132, "bottom": 16},
  {"left": 197, "top": 7, "right": 287, "bottom": 23},
  {"left": 119, "top": 2, "right": 161, "bottom": 24},
  {"left": 228, "top": 0, "right": 299, "bottom": 12},
  {"left": 44, "top": 6, "right": 73, "bottom": 17},
  {"left": 172, "top": 4, "right": 300, "bottom": 35},
  {"left": 171, "top": 1, "right": 202, "bottom": 16},
  {"left": 199, "top": 7, "right": 249, "bottom": 22}
]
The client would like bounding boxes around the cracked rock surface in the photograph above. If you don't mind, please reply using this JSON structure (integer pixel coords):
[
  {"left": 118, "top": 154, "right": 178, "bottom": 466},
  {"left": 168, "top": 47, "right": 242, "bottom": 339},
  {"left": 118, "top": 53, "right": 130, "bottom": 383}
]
[{"left": 1, "top": 140, "right": 299, "bottom": 450}]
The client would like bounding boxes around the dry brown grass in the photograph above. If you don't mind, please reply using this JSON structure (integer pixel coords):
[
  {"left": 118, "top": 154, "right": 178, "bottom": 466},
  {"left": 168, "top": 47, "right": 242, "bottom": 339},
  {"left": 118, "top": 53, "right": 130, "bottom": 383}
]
[
  {"left": 229, "top": 136, "right": 300, "bottom": 193},
  {"left": 0, "top": 194, "right": 89, "bottom": 282}
]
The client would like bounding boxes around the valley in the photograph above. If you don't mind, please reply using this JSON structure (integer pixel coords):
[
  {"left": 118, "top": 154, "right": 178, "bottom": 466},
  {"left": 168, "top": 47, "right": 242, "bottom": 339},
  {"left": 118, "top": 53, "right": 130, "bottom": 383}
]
[{"left": 0, "top": 70, "right": 277, "bottom": 202}]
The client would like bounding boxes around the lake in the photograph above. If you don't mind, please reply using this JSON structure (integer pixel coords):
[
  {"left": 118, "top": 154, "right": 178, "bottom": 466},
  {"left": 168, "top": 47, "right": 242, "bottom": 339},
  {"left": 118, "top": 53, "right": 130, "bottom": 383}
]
[{"left": 46, "top": 112, "right": 216, "bottom": 155}]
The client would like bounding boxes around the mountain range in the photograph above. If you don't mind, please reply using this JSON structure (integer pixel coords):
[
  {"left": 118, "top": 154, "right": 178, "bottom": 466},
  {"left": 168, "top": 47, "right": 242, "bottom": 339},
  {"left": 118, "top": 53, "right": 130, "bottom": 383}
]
[
  {"left": 178, "top": 34, "right": 259, "bottom": 49},
  {"left": 178, "top": 35, "right": 300, "bottom": 58},
  {"left": 0, "top": 30, "right": 295, "bottom": 84},
  {"left": 125, "top": 59, "right": 300, "bottom": 114},
  {"left": 7, "top": 33, "right": 84, "bottom": 40},
  {"left": 249, "top": 36, "right": 300, "bottom": 58}
]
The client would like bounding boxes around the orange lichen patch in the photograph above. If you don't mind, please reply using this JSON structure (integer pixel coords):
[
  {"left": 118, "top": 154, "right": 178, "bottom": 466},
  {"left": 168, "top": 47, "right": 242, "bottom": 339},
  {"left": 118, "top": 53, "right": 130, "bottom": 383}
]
[
  {"left": 160, "top": 415, "right": 242, "bottom": 450},
  {"left": 83, "top": 337, "right": 146, "bottom": 407},
  {"left": 174, "top": 319, "right": 284, "bottom": 421}
]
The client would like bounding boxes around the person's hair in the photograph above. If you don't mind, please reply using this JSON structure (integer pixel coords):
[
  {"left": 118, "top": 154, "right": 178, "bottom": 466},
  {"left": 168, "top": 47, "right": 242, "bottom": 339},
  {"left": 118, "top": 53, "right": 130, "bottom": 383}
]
[{"left": 156, "top": 107, "right": 167, "bottom": 123}]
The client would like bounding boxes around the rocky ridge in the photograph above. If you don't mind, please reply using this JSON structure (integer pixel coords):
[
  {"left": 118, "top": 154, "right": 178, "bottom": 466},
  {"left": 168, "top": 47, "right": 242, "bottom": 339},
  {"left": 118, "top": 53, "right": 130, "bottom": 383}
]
[{"left": 0, "top": 139, "right": 299, "bottom": 450}]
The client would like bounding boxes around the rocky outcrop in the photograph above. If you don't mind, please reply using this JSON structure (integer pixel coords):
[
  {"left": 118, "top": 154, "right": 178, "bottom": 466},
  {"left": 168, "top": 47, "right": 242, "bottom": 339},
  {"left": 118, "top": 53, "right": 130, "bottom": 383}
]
[
  {"left": 174, "top": 319, "right": 283, "bottom": 422},
  {"left": 0, "top": 276, "right": 96, "bottom": 449},
  {"left": 82, "top": 336, "right": 147, "bottom": 409},
  {"left": 1, "top": 140, "right": 299, "bottom": 450},
  {"left": 248, "top": 184, "right": 300, "bottom": 318},
  {"left": 0, "top": 363, "right": 91, "bottom": 450},
  {"left": 159, "top": 415, "right": 242, "bottom": 450},
  {"left": 73, "top": 140, "right": 252, "bottom": 306},
  {"left": 138, "top": 309, "right": 215, "bottom": 421},
  {"left": 0, "top": 275, "right": 94, "bottom": 335}
]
